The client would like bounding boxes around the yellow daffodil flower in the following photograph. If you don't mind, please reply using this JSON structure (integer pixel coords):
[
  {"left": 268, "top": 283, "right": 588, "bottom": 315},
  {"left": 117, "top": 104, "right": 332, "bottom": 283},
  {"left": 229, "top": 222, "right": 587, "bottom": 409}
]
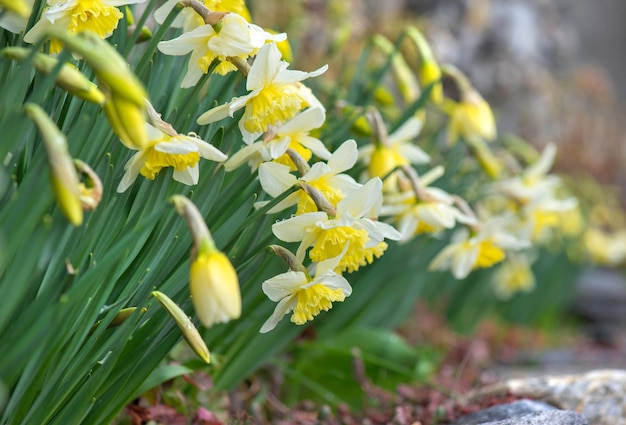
[
  {"left": 381, "top": 168, "right": 476, "bottom": 243},
  {"left": 491, "top": 253, "right": 536, "bottom": 299},
  {"left": 197, "top": 42, "right": 328, "bottom": 143},
  {"left": 24, "top": 0, "right": 146, "bottom": 54},
  {"left": 358, "top": 116, "right": 430, "bottom": 191},
  {"left": 117, "top": 122, "right": 227, "bottom": 192},
  {"left": 225, "top": 106, "right": 330, "bottom": 172},
  {"left": 272, "top": 178, "right": 402, "bottom": 273},
  {"left": 260, "top": 250, "right": 352, "bottom": 333},
  {"left": 257, "top": 139, "right": 360, "bottom": 214},
  {"left": 429, "top": 219, "right": 529, "bottom": 279},
  {"left": 158, "top": 13, "right": 286, "bottom": 87}
]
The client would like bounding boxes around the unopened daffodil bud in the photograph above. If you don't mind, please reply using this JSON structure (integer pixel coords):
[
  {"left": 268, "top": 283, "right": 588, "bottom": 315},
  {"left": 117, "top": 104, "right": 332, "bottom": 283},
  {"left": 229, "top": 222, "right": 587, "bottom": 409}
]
[
  {"left": 406, "top": 27, "right": 444, "bottom": 104},
  {"left": 1, "top": 47, "right": 105, "bottom": 104},
  {"left": 443, "top": 64, "right": 497, "bottom": 144},
  {"left": 171, "top": 195, "right": 241, "bottom": 328},
  {"left": 43, "top": 29, "right": 147, "bottom": 107},
  {"left": 125, "top": 6, "right": 153, "bottom": 42},
  {"left": 372, "top": 34, "right": 420, "bottom": 103},
  {"left": 24, "top": 103, "right": 83, "bottom": 226},
  {"left": 102, "top": 88, "right": 148, "bottom": 149},
  {"left": 152, "top": 291, "right": 211, "bottom": 363},
  {"left": 0, "top": 0, "right": 31, "bottom": 18}
]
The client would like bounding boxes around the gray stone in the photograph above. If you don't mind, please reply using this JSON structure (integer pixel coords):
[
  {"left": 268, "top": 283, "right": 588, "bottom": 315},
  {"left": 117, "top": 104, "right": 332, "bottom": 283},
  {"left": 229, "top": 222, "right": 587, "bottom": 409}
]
[
  {"left": 504, "top": 369, "right": 626, "bottom": 425},
  {"left": 484, "top": 410, "right": 588, "bottom": 425},
  {"left": 450, "top": 399, "right": 557, "bottom": 425}
]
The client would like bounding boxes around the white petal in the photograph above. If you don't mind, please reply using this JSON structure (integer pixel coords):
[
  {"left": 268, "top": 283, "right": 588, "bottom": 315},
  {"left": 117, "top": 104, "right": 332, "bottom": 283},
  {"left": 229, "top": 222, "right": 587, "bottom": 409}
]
[
  {"left": 246, "top": 42, "right": 282, "bottom": 91},
  {"left": 526, "top": 143, "right": 556, "bottom": 179},
  {"left": 153, "top": 0, "right": 184, "bottom": 26},
  {"left": 273, "top": 64, "right": 328, "bottom": 86},
  {"left": 278, "top": 107, "right": 325, "bottom": 134},
  {"left": 224, "top": 143, "right": 262, "bottom": 171},
  {"left": 298, "top": 135, "right": 332, "bottom": 160},
  {"left": 157, "top": 25, "right": 213, "bottom": 55},
  {"left": 197, "top": 102, "right": 233, "bottom": 125},
  {"left": 117, "top": 153, "right": 144, "bottom": 192},
  {"left": 388, "top": 116, "right": 422, "bottom": 144},
  {"left": 238, "top": 120, "right": 262, "bottom": 145},
  {"left": 337, "top": 178, "right": 382, "bottom": 218},
  {"left": 259, "top": 162, "right": 297, "bottom": 197},
  {"left": 173, "top": 165, "right": 199, "bottom": 185},
  {"left": 260, "top": 297, "right": 296, "bottom": 333},
  {"left": 327, "top": 139, "right": 358, "bottom": 173},
  {"left": 154, "top": 139, "right": 197, "bottom": 154},
  {"left": 180, "top": 48, "right": 207, "bottom": 88},
  {"left": 271, "top": 212, "right": 326, "bottom": 242},
  {"left": 428, "top": 244, "right": 458, "bottom": 272},
  {"left": 208, "top": 14, "right": 257, "bottom": 57},
  {"left": 262, "top": 271, "right": 306, "bottom": 301},
  {"left": 267, "top": 137, "right": 291, "bottom": 158},
  {"left": 399, "top": 144, "right": 430, "bottom": 165},
  {"left": 23, "top": 17, "right": 52, "bottom": 43},
  {"left": 189, "top": 138, "right": 228, "bottom": 161},
  {"left": 451, "top": 246, "right": 479, "bottom": 279},
  {"left": 263, "top": 192, "right": 301, "bottom": 214}
]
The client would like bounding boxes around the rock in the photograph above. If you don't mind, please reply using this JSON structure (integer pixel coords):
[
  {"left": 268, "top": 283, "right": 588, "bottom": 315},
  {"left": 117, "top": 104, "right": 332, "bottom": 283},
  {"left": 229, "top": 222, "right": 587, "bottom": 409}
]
[
  {"left": 450, "top": 399, "right": 557, "bottom": 424},
  {"left": 485, "top": 410, "right": 588, "bottom": 424},
  {"left": 503, "top": 369, "right": 626, "bottom": 425}
]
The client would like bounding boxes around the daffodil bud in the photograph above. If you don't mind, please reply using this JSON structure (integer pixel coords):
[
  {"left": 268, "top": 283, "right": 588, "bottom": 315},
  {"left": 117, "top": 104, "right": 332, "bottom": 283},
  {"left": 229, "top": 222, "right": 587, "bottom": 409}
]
[
  {"left": 0, "top": 0, "right": 31, "bottom": 18},
  {"left": 152, "top": 291, "right": 211, "bottom": 363},
  {"left": 372, "top": 34, "right": 420, "bottom": 103},
  {"left": 406, "top": 27, "right": 444, "bottom": 104},
  {"left": 171, "top": 195, "right": 242, "bottom": 328},
  {"left": 102, "top": 89, "right": 148, "bottom": 149},
  {"left": 443, "top": 64, "right": 497, "bottom": 143},
  {"left": 24, "top": 103, "right": 83, "bottom": 226},
  {"left": 43, "top": 28, "right": 147, "bottom": 107},
  {"left": 1, "top": 47, "right": 105, "bottom": 104},
  {"left": 125, "top": 5, "right": 153, "bottom": 42},
  {"left": 74, "top": 160, "right": 102, "bottom": 211}
]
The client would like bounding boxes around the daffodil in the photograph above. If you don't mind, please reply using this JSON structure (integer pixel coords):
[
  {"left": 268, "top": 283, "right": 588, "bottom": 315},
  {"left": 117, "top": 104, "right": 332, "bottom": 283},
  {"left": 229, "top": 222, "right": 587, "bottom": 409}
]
[
  {"left": 358, "top": 116, "right": 430, "bottom": 190},
  {"left": 0, "top": 0, "right": 33, "bottom": 33},
  {"left": 381, "top": 168, "right": 476, "bottom": 243},
  {"left": 428, "top": 219, "right": 529, "bottom": 279},
  {"left": 154, "top": 0, "right": 251, "bottom": 33},
  {"left": 489, "top": 143, "right": 577, "bottom": 241},
  {"left": 491, "top": 253, "right": 536, "bottom": 299},
  {"left": 272, "top": 178, "right": 402, "bottom": 273},
  {"left": 117, "top": 122, "right": 227, "bottom": 192},
  {"left": 225, "top": 106, "right": 330, "bottom": 171},
  {"left": 197, "top": 42, "right": 328, "bottom": 143},
  {"left": 25, "top": 103, "right": 84, "bottom": 226},
  {"left": 24, "top": 0, "right": 146, "bottom": 55},
  {"left": 260, "top": 250, "right": 352, "bottom": 333},
  {"left": 158, "top": 13, "right": 286, "bottom": 87},
  {"left": 257, "top": 139, "right": 360, "bottom": 215},
  {"left": 443, "top": 65, "right": 496, "bottom": 144},
  {"left": 171, "top": 195, "right": 241, "bottom": 327}
]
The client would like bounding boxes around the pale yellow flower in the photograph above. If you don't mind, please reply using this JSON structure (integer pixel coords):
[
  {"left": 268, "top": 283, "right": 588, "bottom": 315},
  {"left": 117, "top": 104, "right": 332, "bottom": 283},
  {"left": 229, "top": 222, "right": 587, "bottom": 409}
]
[
  {"left": 24, "top": 0, "right": 146, "bottom": 54},
  {"left": 158, "top": 13, "right": 285, "bottom": 87},
  {"left": 197, "top": 42, "right": 327, "bottom": 143}
]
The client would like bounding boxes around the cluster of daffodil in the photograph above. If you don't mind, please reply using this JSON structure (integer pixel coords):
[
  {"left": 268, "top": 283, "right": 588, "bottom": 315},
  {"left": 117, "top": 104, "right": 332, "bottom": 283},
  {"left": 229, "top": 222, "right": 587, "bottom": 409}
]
[{"left": 0, "top": 0, "right": 589, "bottom": 360}]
